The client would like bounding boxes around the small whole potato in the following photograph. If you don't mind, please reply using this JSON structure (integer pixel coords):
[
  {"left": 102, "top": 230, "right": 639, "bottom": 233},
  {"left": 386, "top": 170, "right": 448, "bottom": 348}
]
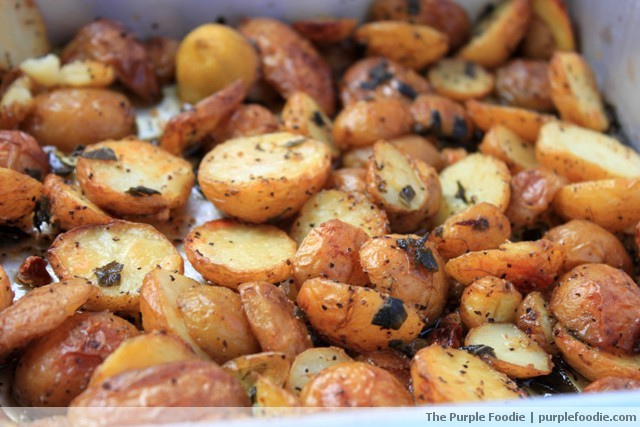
[
  {"left": 495, "top": 59, "right": 553, "bottom": 111},
  {"left": 410, "top": 94, "right": 473, "bottom": 141},
  {"left": 22, "top": 88, "right": 135, "bottom": 152},
  {"left": 0, "top": 167, "right": 43, "bottom": 226},
  {"left": 144, "top": 36, "right": 179, "bottom": 85},
  {"left": 0, "top": 130, "right": 48, "bottom": 180},
  {"left": 326, "top": 168, "right": 367, "bottom": 193},
  {"left": 459, "top": 277, "right": 523, "bottom": 329}
]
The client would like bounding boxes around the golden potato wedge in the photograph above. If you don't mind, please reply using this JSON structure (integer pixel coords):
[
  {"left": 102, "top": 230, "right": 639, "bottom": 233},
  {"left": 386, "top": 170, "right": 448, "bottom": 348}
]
[
  {"left": 326, "top": 168, "right": 367, "bottom": 193},
  {"left": 550, "top": 264, "right": 640, "bottom": 355},
  {"left": 495, "top": 59, "right": 554, "bottom": 111},
  {"left": 223, "top": 351, "right": 291, "bottom": 392},
  {"left": 359, "top": 234, "right": 448, "bottom": 323},
  {"left": 584, "top": 377, "right": 640, "bottom": 393},
  {"left": 287, "top": 347, "right": 353, "bottom": 395},
  {"left": 333, "top": 98, "right": 413, "bottom": 148},
  {"left": 445, "top": 240, "right": 564, "bottom": 292},
  {"left": 459, "top": 277, "right": 522, "bottom": 329},
  {"left": 13, "top": 311, "right": 138, "bottom": 407},
  {"left": 433, "top": 153, "right": 511, "bottom": 225},
  {"left": 428, "top": 59, "right": 494, "bottom": 101},
  {"left": 89, "top": 332, "right": 199, "bottom": 387},
  {"left": 342, "top": 146, "right": 373, "bottom": 169},
  {"left": 522, "top": 15, "right": 555, "bottom": 60},
  {"left": 457, "top": 0, "right": 531, "bottom": 68},
  {"left": 76, "top": 139, "right": 195, "bottom": 217},
  {"left": 297, "top": 278, "right": 424, "bottom": 352},
  {"left": 389, "top": 135, "right": 445, "bottom": 172},
  {"left": 293, "top": 219, "right": 369, "bottom": 286},
  {"left": 411, "top": 344, "right": 526, "bottom": 403},
  {"left": 532, "top": 0, "right": 575, "bottom": 51},
  {"left": 144, "top": 36, "right": 178, "bottom": 85},
  {"left": 198, "top": 132, "right": 331, "bottom": 223},
  {"left": 240, "top": 18, "right": 335, "bottom": 115},
  {"left": 479, "top": 125, "right": 538, "bottom": 174},
  {"left": 552, "top": 179, "right": 640, "bottom": 232},
  {"left": 0, "top": 167, "right": 42, "bottom": 226},
  {"left": 0, "top": 265, "right": 13, "bottom": 311},
  {"left": 0, "top": 280, "right": 95, "bottom": 357},
  {"left": 238, "top": 282, "right": 311, "bottom": 359},
  {"left": 43, "top": 174, "right": 112, "bottom": 231},
  {"left": 0, "top": 0, "right": 49, "bottom": 73},
  {"left": 300, "top": 362, "right": 414, "bottom": 407},
  {"left": 354, "top": 348, "right": 412, "bottom": 390},
  {"left": 516, "top": 291, "right": 557, "bottom": 355},
  {"left": 48, "top": 221, "right": 183, "bottom": 313},
  {"left": 464, "top": 323, "right": 553, "bottom": 379},
  {"left": 211, "top": 103, "right": 279, "bottom": 144},
  {"left": 184, "top": 220, "right": 296, "bottom": 289},
  {"left": 355, "top": 21, "right": 448, "bottom": 70},
  {"left": 290, "top": 190, "right": 390, "bottom": 245},
  {"left": 410, "top": 94, "right": 473, "bottom": 142},
  {"left": 0, "top": 130, "right": 49, "bottom": 179},
  {"left": 292, "top": 17, "right": 357, "bottom": 44}
]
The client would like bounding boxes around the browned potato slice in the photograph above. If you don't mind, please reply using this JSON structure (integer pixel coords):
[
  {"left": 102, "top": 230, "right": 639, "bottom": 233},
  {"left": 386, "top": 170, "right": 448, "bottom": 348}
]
[
  {"left": 433, "top": 153, "right": 511, "bottom": 225},
  {"left": 292, "top": 17, "right": 357, "bottom": 44},
  {"left": 290, "top": 190, "right": 390, "bottom": 245},
  {"left": 144, "top": 36, "right": 178, "bottom": 85},
  {"left": 44, "top": 174, "right": 112, "bottom": 231},
  {"left": 479, "top": 125, "right": 538, "bottom": 173},
  {"left": 550, "top": 264, "right": 640, "bottom": 355},
  {"left": 554, "top": 324, "right": 640, "bottom": 381},
  {"left": 464, "top": 323, "right": 553, "bottom": 379},
  {"left": 342, "top": 146, "right": 373, "bottom": 168},
  {"left": 0, "top": 167, "right": 42, "bottom": 226},
  {"left": 355, "top": 21, "right": 448, "bottom": 70},
  {"left": 76, "top": 140, "right": 194, "bottom": 217},
  {"left": 465, "top": 99, "right": 553, "bottom": 142},
  {"left": 584, "top": 377, "right": 640, "bottom": 393},
  {"left": 495, "top": 59, "right": 554, "bottom": 111},
  {"left": 293, "top": 219, "right": 369, "bottom": 286},
  {"left": 326, "top": 168, "right": 367, "bottom": 193},
  {"left": 333, "top": 98, "right": 413, "bottom": 148},
  {"left": 0, "top": 0, "right": 49, "bottom": 72},
  {"left": 411, "top": 344, "right": 526, "bottom": 403},
  {"left": 553, "top": 179, "right": 640, "bottom": 232},
  {"left": 198, "top": 132, "right": 331, "bottom": 223},
  {"left": 459, "top": 277, "right": 522, "bottom": 329},
  {"left": 537, "top": 122, "right": 640, "bottom": 182},
  {"left": 522, "top": 15, "right": 555, "bottom": 60},
  {"left": 240, "top": 18, "right": 335, "bottom": 115},
  {"left": 0, "top": 130, "right": 49, "bottom": 179},
  {"left": 0, "top": 280, "right": 95, "bottom": 357},
  {"left": 0, "top": 265, "right": 13, "bottom": 311},
  {"left": 253, "top": 376, "right": 300, "bottom": 409},
  {"left": 430, "top": 202, "right": 511, "bottom": 259},
  {"left": 506, "top": 167, "right": 567, "bottom": 228},
  {"left": 297, "top": 277, "right": 424, "bottom": 352},
  {"left": 516, "top": 291, "right": 557, "bottom": 355},
  {"left": 457, "top": 0, "right": 531, "bottom": 68},
  {"left": 366, "top": 141, "right": 442, "bottom": 232},
  {"left": 13, "top": 312, "right": 138, "bottom": 406},
  {"left": 428, "top": 59, "right": 494, "bottom": 101},
  {"left": 48, "top": 221, "right": 183, "bottom": 313},
  {"left": 445, "top": 240, "right": 564, "bottom": 292},
  {"left": 21, "top": 88, "right": 135, "bottom": 152},
  {"left": 340, "top": 57, "right": 431, "bottom": 106},
  {"left": 389, "top": 135, "right": 445, "bottom": 172},
  {"left": 287, "top": 347, "right": 353, "bottom": 395},
  {"left": 354, "top": 349, "right": 412, "bottom": 390},
  {"left": 359, "top": 235, "right": 448, "bottom": 323},
  {"left": 410, "top": 94, "right": 473, "bottom": 142},
  {"left": 89, "top": 332, "right": 199, "bottom": 387},
  {"left": 533, "top": 0, "right": 575, "bottom": 49},
  {"left": 300, "top": 362, "right": 413, "bottom": 407},
  {"left": 211, "top": 104, "right": 278, "bottom": 144},
  {"left": 185, "top": 220, "right": 296, "bottom": 289},
  {"left": 223, "top": 351, "right": 291, "bottom": 392}
]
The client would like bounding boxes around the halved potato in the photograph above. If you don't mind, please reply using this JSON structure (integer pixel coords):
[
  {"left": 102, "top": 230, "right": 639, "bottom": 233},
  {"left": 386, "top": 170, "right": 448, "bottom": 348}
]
[
  {"left": 184, "top": 219, "right": 296, "bottom": 289},
  {"left": 354, "top": 349, "right": 412, "bottom": 390},
  {"left": 532, "top": 0, "right": 575, "bottom": 51},
  {"left": 479, "top": 125, "right": 538, "bottom": 173},
  {"left": 292, "top": 17, "right": 357, "bottom": 44},
  {"left": 0, "top": 0, "right": 49, "bottom": 72},
  {"left": 211, "top": 104, "right": 279, "bottom": 144},
  {"left": 0, "top": 130, "right": 49, "bottom": 179},
  {"left": 433, "top": 153, "right": 511, "bottom": 225},
  {"left": 198, "top": 132, "right": 331, "bottom": 223},
  {"left": 389, "top": 136, "right": 445, "bottom": 172},
  {"left": 0, "top": 265, "right": 13, "bottom": 311},
  {"left": 457, "top": 0, "right": 531, "bottom": 68},
  {"left": 464, "top": 323, "right": 553, "bottom": 378},
  {"left": 506, "top": 167, "right": 567, "bottom": 228},
  {"left": 522, "top": 15, "right": 555, "bottom": 60},
  {"left": 253, "top": 375, "right": 300, "bottom": 410},
  {"left": 459, "top": 277, "right": 522, "bottom": 329},
  {"left": 326, "top": 168, "right": 367, "bottom": 194},
  {"left": 584, "top": 377, "right": 640, "bottom": 393},
  {"left": 342, "top": 146, "right": 373, "bottom": 168},
  {"left": 495, "top": 59, "right": 554, "bottom": 111},
  {"left": 290, "top": 190, "right": 389, "bottom": 245},
  {"left": 516, "top": 291, "right": 557, "bottom": 355},
  {"left": 287, "top": 347, "right": 353, "bottom": 395},
  {"left": 0, "top": 167, "right": 42, "bottom": 226},
  {"left": 428, "top": 59, "right": 494, "bottom": 101},
  {"left": 411, "top": 344, "right": 526, "bottom": 403},
  {"left": 223, "top": 351, "right": 291, "bottom": 392},
  {"left": 48, "top": 221, "right": 184, "bottom": 313},
  {"left": 410, "top": 94, "right": 473, "bottom": 142}
]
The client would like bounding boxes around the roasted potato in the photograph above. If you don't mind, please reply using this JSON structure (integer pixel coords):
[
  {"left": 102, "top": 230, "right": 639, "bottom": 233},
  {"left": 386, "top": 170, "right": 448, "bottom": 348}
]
[
  {"left": 238, "top": 282, "right": 312, "bottom": 359},
  {"left": 411, "top": 344, "right": 526, "bottom": 403},
  {"left": 333, "top": 98, "right": 413, "bottom": 148},
  {"left": 0, "top": 0, "right": 49, "bottom": 73},
  {"left": 430, "top": 202, "right": 511, "bottom": 259},
  {"left": 479, "top": 125, "right": 538, "bottom": 174},
  {"left": 48, "top": 221, "right": 183, "bottom": 313},
  {"left": 550, "top": 264, "right": 640, "bottom": 355},
  {"left": 0, "top": 71, "right": 34, "bottom": 130},
  {"left": 240, "top": 18, "right": 335, "bottom": 115},
  {"left": 0, "top": 167, "right": 42, "bottom": 226},
  {"left": 21, "top": 88, "right": 135, "bottom": 152},
  {"left": 293, "top": 219, "right": 369, "bottom": 286},
  {"left": 410, "top": 94, "right": 473, "bottom": 142},
  {"left": 20, "top": 54, "right": 116, "bottom": 89},
  {"left": 13, "top": 311, "right": 138, "bottom": 406},
  {"left": 445, "top": 239, "right": 564, "bottom": 292},
  {"left": 326, "top": 168, "right": 367, "bottom": 193},
  {"left": 0, "top": 265, "right": 13, "bottom": 311},
  {"left": 522, "top": 15, "right": 556, "bottom": 60},
  {"left": 144, "top": 36, "right": 179, "bottom": 85},
  {"left": 211, "top": 103, "right": 279, "bottom": 143},
  {"left": 198, "top": 132, "right": 331, "bottom": 223},
  {"left": 428, "top": 59, "right": 494, "bottom": 101},
  {"left": 342, "top": 146, "right": 373, "bottom": 168},
  {"left": 389, "top": 135, "right": 445, "bottom": 172},
  {"left": 516, "top": 291, "right": 557, "bottom": 355},
  {"left": 584, "top": 377, "right": 640, "bottom": 393},
  {"left": 359, "top": 234, "right": 448, "bottom": 323},
  {"left": 290, "top": 190, "right": 390, "bottom": 245},
  {"left": 287, "top": 347, "right": 353, "bottom": 395},
  {"left": 459, "top": 277, "right": 522, "bottom": 329},
  {"left": 425, "top": 311, "right": 463, "bottom": 348},
  {"left": 17, "top": 255, "right": 52, "bottom": 288},
  {"left": 185, "top": 220, "right": 296, "bottom": 288},
  {"left": 354, "top": 348, "right": 411, "bottom": 390},
  {"left": 297, "top": 277, "right": 424, "bottom": 352},
  {"left": 0, "top": 280, "right": 95, "bottom": 357},
  {"left": 223, "top": 351, "right": 291, "bottom": 392},
  {"left": 0, "top": 130, "right": 48, "bottom": 179},
  {"left": 355, "top": 21, "right": 448, "bottom": 70},
  {"left": 495, "top": 59, "right": 554, "bottom": 111},
  {"left": 457, "top": 0, "right": 531, "bottom": 68},
  {"left": 441, "top": 147, "right": 468, "bottom": 166},
  {"left": 292, "top": 17, "right": 357, "bottom": 44},
  {"left": 300, "top": 362, "right": 413, "bottom": 407},
  {"left": 525, "top": 0, "right": 575, "bottom": 58}
]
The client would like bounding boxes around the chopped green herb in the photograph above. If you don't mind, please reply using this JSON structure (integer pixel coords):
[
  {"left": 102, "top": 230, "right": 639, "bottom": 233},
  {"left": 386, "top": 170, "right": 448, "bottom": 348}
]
[
  {"left": 454, "top": 180, "right": 468, "bottom": 204},
  {"left": 416, "top": 247, "right": 438, "bottom": 271},
  {"left": 360, "top": 60, "right": 393, "bottom": 90},
  {"left": 47, "top": 150, "right": 76, "bottom": 175},
  {"left": 464, "top": 61, "right": 477, "bottom": 78},
  {"left": 396, "top": 81, "right": 418, "bottom": 99},
  {"left": 33, "top": 196, "right": 50, "bottom": 232},
  {"left": 284, "top": 137, "right": 307, "bottom": 148},
  {"left": 460, "top": 344, "right": 496, "bottom": 358},
  {"left": 125, "top": 186, "right": 161, "bottom": 197},
  {"left": 311, "top": 111, "right": 325, "bottom": 127},
  {"left": 452, "top": 116, "right": 468, "bottom": 140},
  {"left": 81, "top": 147, "right": 118, "bottom": 161},
  {"left": 94, "top": 261, "right": 124, "bottom": 287},
  {"left": 372, "top": 297, "right": 408, "bottom": 330},
  {"left": 399, "top": 185, "right": 416, "bottom": 206}
]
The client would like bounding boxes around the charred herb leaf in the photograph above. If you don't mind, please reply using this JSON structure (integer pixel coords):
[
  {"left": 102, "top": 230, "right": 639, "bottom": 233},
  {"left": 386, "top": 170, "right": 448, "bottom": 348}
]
[
  {"left": 372, "top": 297, "right": 408, "bottom": 330},
  {"left": 284, "top": 137, "right": 307, "bottom": 148},
  {"left": 311, "top": 111, "right": 325, "bottom": 127},
  {"left": 452, "top": 116, "right": 468, "bottom": 140},
  {"left": 455, "top": 217, "right": 490, "bottom": 231},
  {"left": 406, "top": 0, "right": 421, "bottom": 15},
  {"left": 464, "top": 61, "right": 477, "bottom": 78},
  {"left": 94, "top": 261, "right": 124, "bottom": 287},
  {"left": 454, "top": 180, "right": 468, "bottom": 204},
  {"left": 399, "top": 185, "right": 416, "bottom": 206},
  {"left": 396, "top": 81, "right": 418, "bottom": 100},
  {"left": 460, "top": 344, "right": 496, "bottom": 358},
  {"left": 47, "top": 150, "right": 76, "bottom": 175},
  {"left": 33, "top": 196, "right": 50, "bottom": 232},
  {"left": 360, "top": 60, "right": 393, "bottom": 90},
  {"left": 81, "top": 147, "right": 118, "bottom": 161},
  {"left": 396, "top": 235, "right": 439, "bottom": 272},
  {"left": 125, "top": 186, "right": 161, "bottom": 197}
]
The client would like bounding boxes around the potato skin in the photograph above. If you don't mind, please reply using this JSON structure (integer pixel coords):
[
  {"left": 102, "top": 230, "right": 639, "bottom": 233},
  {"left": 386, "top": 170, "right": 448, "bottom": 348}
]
[
  {"left": 495, "top": 60, "right": 553, "bottom": 111},
  {"left": 300, "top": 362, "right": 413, "bottom": 407},
  {"left": 212, "top": 103, "right": 278, "bottom": 143},
  {"left": 516, "top": 291, "right": 557, "bottom": 355},
  {"left": 13, "top": 311, "right": 138, "bottom": 407},
  {"left": 0, "top": 265, "right": 14, "bottom": 311},
  {"left": 22, "top": 88, "right": 135, "bottom": 152},
  {"left": 0, "top": 167, "right": 42, "bottom": 226},
  {"left": 550, "top": 264, "right": 640, "bottom": 355},
  {"left": 292, "top": 17, "right": 357, "bottom": 44},
  {"left": 584, "top": 377, "right": 640, "bottom": 393},
  {"left": 390, "top": 136, "right": 445, "bottom": 172},
  {"left": 0, "top": 130, "right": 48, "bottom": 179},
  {"left": 326, "top": 168, "right": 367, "bottom": 193},
  {"left": 354, "top": 349, "right": 412, "bottom": 391},
  {"left": 144, "top": 36, "right": 179, "bottom": 85},
  {"left": 465, "top": 99, "right": 552, "bottom": 142},
  {"left": 411, "top": 94, "right": 473, "bottom": 141},
  {"left": 459, "top": 277, "right": 522, "bottom": 329}
]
